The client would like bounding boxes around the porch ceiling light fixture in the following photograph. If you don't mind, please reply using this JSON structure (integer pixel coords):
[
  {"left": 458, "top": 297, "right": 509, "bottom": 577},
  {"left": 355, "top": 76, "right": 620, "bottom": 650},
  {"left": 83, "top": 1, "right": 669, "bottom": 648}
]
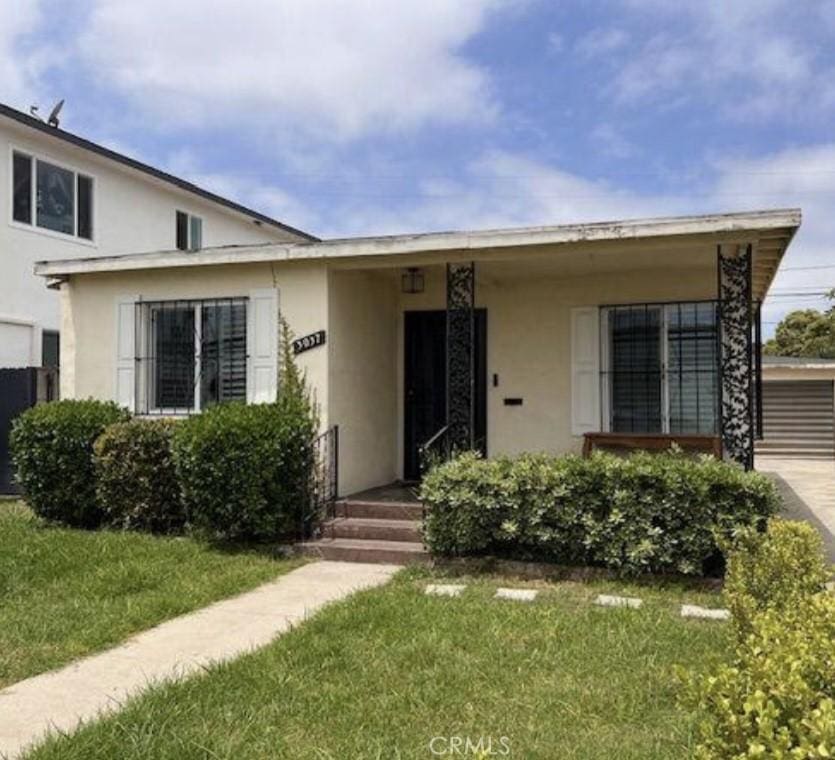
[{"left": 401, "top": 267, "right": 425, "bottom": 294}]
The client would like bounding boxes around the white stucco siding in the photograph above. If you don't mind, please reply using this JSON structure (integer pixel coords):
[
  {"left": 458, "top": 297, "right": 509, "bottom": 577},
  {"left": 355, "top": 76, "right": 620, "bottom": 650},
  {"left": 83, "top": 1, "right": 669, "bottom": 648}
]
[
  {"left": 388, "top": 262, "right": 717, "bottom": 470},
  {"left": 0, "top": 119, "right": 304, "bottom": 368},
  {"left": 61, "top": 262, "right": 329, "bottom": 417},
  {"left": 328, "top": 270, "right": 398, "bottom": 495}
]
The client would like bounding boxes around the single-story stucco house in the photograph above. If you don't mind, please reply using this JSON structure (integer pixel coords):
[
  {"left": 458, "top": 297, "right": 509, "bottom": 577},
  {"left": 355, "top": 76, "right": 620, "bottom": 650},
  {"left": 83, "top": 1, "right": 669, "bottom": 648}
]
[{"left": 36, "top": 209, "right": 800, "bottom": 512}]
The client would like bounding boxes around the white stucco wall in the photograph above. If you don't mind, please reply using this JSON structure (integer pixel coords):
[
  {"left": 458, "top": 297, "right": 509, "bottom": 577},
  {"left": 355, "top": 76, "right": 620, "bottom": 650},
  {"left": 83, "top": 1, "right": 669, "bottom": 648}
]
[
  {"left": 388, "top": 262, "right": 717, "bottom": 472},
  {"left": 59, "top": 244, "right": 719, "bottom": 494},
  {"left": 328, "top": 270, "right": 398, "bottom": 495},
  {"left": 61, "top": 262, "right": 329, "bottom": 417},
  {"left": 0, "top": 117, "right": 306, "bottom": 368}
]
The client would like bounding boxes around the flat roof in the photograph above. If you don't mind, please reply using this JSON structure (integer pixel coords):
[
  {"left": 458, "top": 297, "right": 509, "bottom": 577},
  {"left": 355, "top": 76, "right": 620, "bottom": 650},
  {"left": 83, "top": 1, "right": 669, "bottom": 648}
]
[
  {"left": 36, "top": 208, "right": 801, "bottom": 282},
  {"left": 0, "top": 102, "right": 317, "bottom": 241},
  {"left": 763, "top": 356, "right": 835, "bottom": 368}
]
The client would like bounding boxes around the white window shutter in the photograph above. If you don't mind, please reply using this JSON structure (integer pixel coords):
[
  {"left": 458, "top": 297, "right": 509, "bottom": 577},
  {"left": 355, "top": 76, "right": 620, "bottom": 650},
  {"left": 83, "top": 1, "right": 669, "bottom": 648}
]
[
  {"left": 247, "top": 288, "right": 278, "bottom": 404},
  {"left": 570, "top": 307, "right": 601, "bottom": 435},
  {"left": 115, "top": 295, "right": 138, "bottom": 412}
]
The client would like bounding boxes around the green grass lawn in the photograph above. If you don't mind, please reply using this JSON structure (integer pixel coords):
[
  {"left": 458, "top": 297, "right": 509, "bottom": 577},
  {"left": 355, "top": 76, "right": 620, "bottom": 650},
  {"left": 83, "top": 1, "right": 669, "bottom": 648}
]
[
  {"left": 0, "top": 501, "right": 300, "bottom": 688},
  {"left": 28, "top": 567, "right": 730, "bottom": 759}
]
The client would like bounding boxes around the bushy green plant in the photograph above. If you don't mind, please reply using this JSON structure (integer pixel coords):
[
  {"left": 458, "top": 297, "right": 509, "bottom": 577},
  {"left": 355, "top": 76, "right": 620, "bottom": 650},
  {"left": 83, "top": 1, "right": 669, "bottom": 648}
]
[
  {"left": 722, "top": 519, "right": 830, "bottom": 639},
  {"left": 682, "top": 520, "right": 835, "bottom": 759},
  {"left": 421, "top": 450, "right": 780, "bottom": 576},
  {"left": 10, "top": 399, "right": 129, "bottom": 527},
  {"left": 172, "top": 327, "right": 317, "bottom": 542},
  {"left": 172, "top": 399, "right": 315, "bottom": 541},
  {"left": 93, "top": 418, "right": 184, "bottom": 533}
]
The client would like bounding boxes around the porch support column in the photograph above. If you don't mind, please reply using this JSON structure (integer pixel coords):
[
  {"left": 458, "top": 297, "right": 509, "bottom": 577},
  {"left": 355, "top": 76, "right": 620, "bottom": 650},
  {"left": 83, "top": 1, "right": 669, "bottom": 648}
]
[
  {"left": 717, "top": 243, "right": 755, "bottom": 470},
  {"left": 446, "top": 262, "right": 476, "bottom": 452}
]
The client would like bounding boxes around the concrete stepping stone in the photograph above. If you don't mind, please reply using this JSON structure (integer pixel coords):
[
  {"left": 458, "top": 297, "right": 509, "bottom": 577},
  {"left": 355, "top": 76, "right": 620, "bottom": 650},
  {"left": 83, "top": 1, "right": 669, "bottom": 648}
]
[
  {"left": 495, "top": 587, "right": 538, "bottom": 602},
  {"left": 595, "top": 594, "right": 642, "bottom": 609},
  {"left": 681, "top": 604, "right": 731, "bottom": 621},
  {"left": 425, "top": 584, "right": 466, "bottom": 598}
]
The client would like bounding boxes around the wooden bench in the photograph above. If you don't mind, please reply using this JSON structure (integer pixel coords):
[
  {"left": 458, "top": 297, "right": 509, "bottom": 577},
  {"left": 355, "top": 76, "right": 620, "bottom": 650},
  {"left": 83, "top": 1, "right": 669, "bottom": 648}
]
[{"left": 582, "top": 432, "right": 722, "bottom": 459}]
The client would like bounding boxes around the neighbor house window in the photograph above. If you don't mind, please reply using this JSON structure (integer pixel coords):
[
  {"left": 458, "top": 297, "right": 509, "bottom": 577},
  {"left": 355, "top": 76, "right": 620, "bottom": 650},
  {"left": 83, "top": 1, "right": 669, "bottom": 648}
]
[
  {"left": 176, "top": 210, "right": 203, "bottom": 251},
  {"left": 11, "top": 151, "right": 93, "bottom": 240},
  {"left": 600, "top": 302, "right": 719, "bottom": 435},
  {"left": 136, "top": 298, "right": 247, "bottom": 414},
  {"left": 42, "top": 330, "right": 60, "bottom": 368}
]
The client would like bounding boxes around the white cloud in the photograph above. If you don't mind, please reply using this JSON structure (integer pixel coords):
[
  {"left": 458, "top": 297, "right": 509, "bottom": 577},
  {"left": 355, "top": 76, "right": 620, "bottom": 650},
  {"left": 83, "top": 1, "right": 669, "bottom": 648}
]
[
  {"left": 610, "top": 0, "right": 823, "bottom": 119},
  {"left": 320, "top": 144, "right": 834, "bottom": 329},
  {"left": 574, "top": 27, "right": 629, "bottom": 59},
  {"left": 163, "top": 148, "right": 318, "bottom": 233},
  {"left": 321, "top": 149, "right": 688, "bottom": 238},
  {"left": 0, "top": 1, "right": 49, "bottom": 107},
  {"left": 710, "top": 144, "right": 835, "bottom": 324},
  {"left": 76, "top": 0, "right": 509, "bottom": 141}
]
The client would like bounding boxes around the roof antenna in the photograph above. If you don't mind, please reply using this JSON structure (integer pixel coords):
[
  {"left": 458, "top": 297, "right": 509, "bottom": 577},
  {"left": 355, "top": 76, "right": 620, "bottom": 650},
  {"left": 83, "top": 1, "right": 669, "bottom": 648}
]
[
  {"left": 46, "top": 99, "right": 64, "bottom": 128},
  {"left": 29, "top": 105, "right": 43, "bottom": 121}
]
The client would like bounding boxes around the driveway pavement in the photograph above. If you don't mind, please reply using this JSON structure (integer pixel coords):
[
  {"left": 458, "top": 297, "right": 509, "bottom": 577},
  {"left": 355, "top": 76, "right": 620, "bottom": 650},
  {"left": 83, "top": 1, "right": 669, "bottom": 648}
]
[{"left": 756, "top": 457, "right": 835, "bottom": 564}]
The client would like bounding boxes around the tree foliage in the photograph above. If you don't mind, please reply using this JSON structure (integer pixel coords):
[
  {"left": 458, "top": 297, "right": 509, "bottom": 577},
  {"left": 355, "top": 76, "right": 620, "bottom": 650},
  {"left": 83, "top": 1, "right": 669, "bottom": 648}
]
[{"left": 763, "top": 307, "right": 835, "bottom": 358}]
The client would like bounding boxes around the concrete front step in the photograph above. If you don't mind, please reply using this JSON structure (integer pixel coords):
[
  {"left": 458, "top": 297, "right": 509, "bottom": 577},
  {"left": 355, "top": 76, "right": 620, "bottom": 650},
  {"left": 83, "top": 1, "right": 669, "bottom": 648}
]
[
  {"left": 326, "top": 516, "right": 422, "bottom": 543},
  {"left": 334, "top": 499, "right": 423, "bottom": 521},
  {"left": 299, "top": 537, "right": 430, "bottom": 565}
]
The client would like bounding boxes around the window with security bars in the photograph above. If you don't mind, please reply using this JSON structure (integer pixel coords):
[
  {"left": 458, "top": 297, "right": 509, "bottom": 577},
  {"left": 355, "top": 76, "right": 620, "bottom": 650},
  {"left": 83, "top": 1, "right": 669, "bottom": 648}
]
[
  {"left": 600, "top": 302, "right": 719, "bottom": 435},
  {"left": 136, "top": 298, "right": 247, "bottom": 414}
]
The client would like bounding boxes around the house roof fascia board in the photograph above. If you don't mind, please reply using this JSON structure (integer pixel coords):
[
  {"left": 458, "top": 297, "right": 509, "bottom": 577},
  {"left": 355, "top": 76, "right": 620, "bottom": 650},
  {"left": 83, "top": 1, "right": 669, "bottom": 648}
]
[{"left": 34, "top": 208, "right": 802, "bottom": 279}]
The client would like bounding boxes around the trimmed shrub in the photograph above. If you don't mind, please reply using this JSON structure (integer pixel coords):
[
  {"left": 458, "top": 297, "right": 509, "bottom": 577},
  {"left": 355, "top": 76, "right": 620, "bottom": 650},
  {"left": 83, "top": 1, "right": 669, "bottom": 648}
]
[
  {"left": 722, "top": 519, "right": 830, "bottom": 639},
  {"left": 10, "top": 399, "right": 129, "bottom": 527},
  {"left": 172, "top": 399, "right": 316, "bottom": 542},
  {"left": 93, "top": 418, "right": 184, "bottom": 533},
  {"left": 682, "top": 520, "right": 835, "bottom": 759},
  {"left": 421, "top": 450, "right": 780, "bottom": 576}
]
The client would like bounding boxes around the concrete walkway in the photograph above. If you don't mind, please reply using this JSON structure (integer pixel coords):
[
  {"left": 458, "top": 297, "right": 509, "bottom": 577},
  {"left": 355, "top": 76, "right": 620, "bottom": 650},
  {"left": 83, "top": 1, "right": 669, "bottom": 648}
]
[
  {"left": 757, "top": 457, "right": 835, "bottom": 563},
  {"left": 0, "top": 561, "right": 397, "bottom": 759}
]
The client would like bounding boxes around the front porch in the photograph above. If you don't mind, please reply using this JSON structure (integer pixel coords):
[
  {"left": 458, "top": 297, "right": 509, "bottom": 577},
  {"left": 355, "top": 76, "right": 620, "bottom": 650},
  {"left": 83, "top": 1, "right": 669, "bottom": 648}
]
[{"left": 325, "top": 227, "right": 785, "bottom": 500}]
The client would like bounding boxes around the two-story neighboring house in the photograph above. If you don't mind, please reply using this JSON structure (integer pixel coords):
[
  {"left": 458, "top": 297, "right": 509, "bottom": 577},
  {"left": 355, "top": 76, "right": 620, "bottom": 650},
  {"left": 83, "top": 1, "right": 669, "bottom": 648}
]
[{"left": 0, "top": 102, "right": 315, "bottom": 369}]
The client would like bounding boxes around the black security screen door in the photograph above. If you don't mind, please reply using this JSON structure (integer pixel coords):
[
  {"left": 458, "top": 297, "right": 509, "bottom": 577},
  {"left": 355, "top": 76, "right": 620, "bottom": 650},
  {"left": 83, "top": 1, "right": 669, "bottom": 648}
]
[{"left": 404, "top": 310, "right": 486, "bottom": 481}]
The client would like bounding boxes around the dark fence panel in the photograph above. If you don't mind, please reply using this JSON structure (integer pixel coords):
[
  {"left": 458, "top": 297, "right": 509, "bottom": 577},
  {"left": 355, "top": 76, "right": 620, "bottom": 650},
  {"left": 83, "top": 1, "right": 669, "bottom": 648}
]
[{"left": 0, "top": 368, "right": 59, "bottom": 495}]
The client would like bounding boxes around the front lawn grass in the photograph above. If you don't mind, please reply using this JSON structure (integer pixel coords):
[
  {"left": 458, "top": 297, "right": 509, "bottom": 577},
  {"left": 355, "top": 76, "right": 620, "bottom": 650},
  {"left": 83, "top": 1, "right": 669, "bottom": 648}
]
[
  {"left": 29, "top": 567, "right": 730, "bottom": 759},
  {"left": 0, "top": 501, "right": 300, "bottom": 688}
]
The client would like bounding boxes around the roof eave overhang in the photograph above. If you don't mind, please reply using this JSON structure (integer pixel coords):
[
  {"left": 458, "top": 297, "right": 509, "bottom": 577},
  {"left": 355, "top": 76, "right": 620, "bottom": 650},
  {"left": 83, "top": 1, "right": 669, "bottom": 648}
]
[{"left": 35, "top": 208, "right": 802, "bottom": 284}]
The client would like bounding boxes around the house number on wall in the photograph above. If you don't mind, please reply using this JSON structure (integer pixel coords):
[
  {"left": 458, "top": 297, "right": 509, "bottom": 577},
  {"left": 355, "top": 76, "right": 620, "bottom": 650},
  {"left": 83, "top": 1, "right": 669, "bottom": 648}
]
[{"left": 292, "top": 330, "right": 326, "bottom": 354}]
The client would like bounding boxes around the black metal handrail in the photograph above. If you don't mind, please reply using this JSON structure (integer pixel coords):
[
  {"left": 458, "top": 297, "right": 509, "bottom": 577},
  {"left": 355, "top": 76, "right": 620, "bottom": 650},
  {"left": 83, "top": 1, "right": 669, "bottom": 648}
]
[
  {"left": 419, "top": 424, "right": 449, "bottom": 475},
  {"left": 300, "top": 425, "right": 339, "bottom": 540}
]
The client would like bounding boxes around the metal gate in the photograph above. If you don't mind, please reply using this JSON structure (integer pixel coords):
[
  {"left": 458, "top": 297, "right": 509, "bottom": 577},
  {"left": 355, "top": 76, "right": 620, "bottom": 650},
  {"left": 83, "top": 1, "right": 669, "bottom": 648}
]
[{"left": 0, "top": 368, "right": 59, "bottom": 494}]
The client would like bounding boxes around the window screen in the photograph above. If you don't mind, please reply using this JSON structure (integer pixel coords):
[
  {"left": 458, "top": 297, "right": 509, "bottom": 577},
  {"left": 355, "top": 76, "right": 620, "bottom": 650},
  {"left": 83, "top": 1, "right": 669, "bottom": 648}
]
[
  {"left": 176, "top": 211, "right": 189, "bottom": 250},
  {"left": 667, "top": 302, "right": 719, "bottom": 434},
  {"left": 138, "top": 299, "right": 247, "bottom": 414},
  {"left": 152, "top": 305, "right": 196, "bottom": 410},
  {"left": 37, "top": 160, "right": 75, "bottom": 235},
  {"left": 607, "top": 307, "right": 663, "bottom": 433},
  {"left": 42, "top": 330, "right": 60, "bottom": 367},
  {"left": 77, "top": 175, "right": 93, "bottom": 240},
  {"left": 12, "top": 152, "right": 32, "bottom": 224},
  {"left": 189, "top": 215, "right": 203, "bottom": 251},
  {"left": 200, "top": 302, "right": 247, "bottom": 406}
]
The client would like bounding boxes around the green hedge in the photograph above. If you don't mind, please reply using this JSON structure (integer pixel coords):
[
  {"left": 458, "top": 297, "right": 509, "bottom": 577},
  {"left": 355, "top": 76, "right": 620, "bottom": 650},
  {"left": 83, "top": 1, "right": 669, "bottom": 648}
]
[
  {"left": 172, "top": 399, "right": 316, "bottom": 542},
  {"left": 10, "top": 400, "right": 129, "bottom": 527},
  {"left": 420, "top": 451, "right": 780, "bottom": 576},
  {"left": 682, "top": 520, "right": 835, "bottom": 758},
  {"left": 93, "top": 418, "right": 184, "bottom": 533}
]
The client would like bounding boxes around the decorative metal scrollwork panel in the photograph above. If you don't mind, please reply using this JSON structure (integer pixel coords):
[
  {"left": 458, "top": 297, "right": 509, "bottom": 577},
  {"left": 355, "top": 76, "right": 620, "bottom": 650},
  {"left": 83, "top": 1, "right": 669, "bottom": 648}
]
[
  {"left": 718, "top": 245, "right": 754, "bottom": 469},
  {"left": 446, "top": 262, "right": 476, "bottom": 452}
]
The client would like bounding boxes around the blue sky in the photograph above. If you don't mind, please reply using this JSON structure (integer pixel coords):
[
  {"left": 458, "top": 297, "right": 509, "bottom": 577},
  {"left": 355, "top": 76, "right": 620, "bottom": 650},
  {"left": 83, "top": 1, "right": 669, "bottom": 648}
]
[{"left": 5, "top": 0, "right": 835, "bottom": 334}]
